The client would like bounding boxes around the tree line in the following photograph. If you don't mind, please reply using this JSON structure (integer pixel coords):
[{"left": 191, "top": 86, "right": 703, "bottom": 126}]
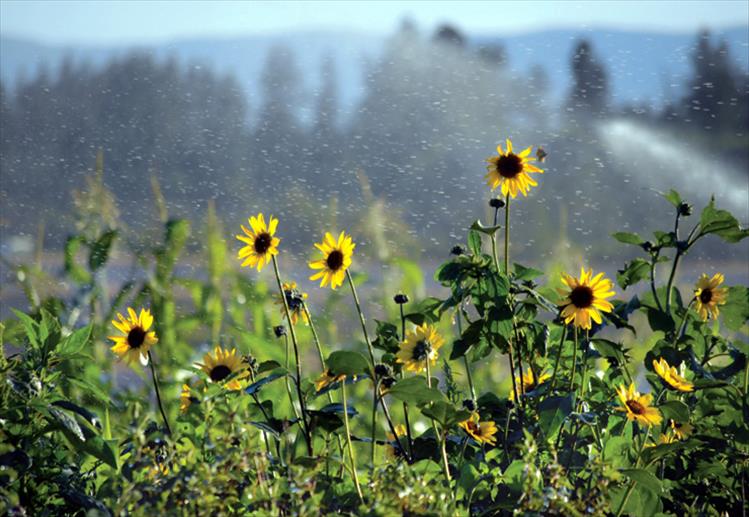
[{"left": 1, "top": 24, "right": 746, "bottom": 255}]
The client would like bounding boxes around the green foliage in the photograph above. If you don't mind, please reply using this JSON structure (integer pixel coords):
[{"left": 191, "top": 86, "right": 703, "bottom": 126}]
[{"left": 2, "top": 182, "right": 747, "bottom": 516}]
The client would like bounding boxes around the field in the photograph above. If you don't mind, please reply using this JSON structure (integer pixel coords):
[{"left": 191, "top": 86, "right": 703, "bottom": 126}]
[{"left": 1, "top": 138, "right": 748, "bottom": 516}]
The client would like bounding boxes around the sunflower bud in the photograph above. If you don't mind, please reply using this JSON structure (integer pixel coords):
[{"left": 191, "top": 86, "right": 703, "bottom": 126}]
[
  {"left": 450, "top": 245, "right": 465, "bottom": 256},
  {"left": 462, "top": 399, "right": 477, "bottom": 412},
  {"left": 374, "top": 363, "right": 392, "bottom": 378},
  {"left": 678, "top": 202, "right": 693, "bottom": 217},
  {"left": 536, "top": 147, "right": 548, "bottom": 162},
  {"left": 489, "top": 198, "right": 505, "bottom": 209},
  {"left": 380, "top": 376, "right": 396, "bottom": 391},
  {"left": 640, "top": 241, "right": 654, "bottom": 253},
  {"left": 676, "top": 240, "right": 689, "bottom": 253},
  {"left": 393, "top": 293, "right": 409, "bottom": 305},
  {"left": 273, "top": 325, "right": 286, "bottom": 338}
]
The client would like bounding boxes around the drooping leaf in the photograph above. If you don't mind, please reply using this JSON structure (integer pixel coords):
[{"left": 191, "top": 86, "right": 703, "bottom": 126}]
[
  {"left": 387, "top": 376, "right": 446, "bottom": 406},
  {"left": 327, "top": 350, "right": 371, "bottom": 376},
  {"left": 612, "top": 232, "right": 644, "bottom": 246},
  {"left": 699, "top": 197, "right": 749, "bottom": 243}
]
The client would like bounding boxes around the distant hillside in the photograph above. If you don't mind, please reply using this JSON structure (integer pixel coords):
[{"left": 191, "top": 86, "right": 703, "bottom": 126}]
[{"left": 2, "top": 27, "right": 747, "bottom": 117}]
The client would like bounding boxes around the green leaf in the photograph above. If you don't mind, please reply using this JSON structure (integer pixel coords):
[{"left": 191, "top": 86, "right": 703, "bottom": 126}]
[
  {"left": 722, "top": 286, "right": 749, "bottom": 332},
  {"left": 620, "top": 468, "right": 662, "bottom": 494},
  {"left": 699, "top": 196, "right": 749, "bottom": 243},
  {"left": 88, "top": 230, "right": 117, "bottom": 271},
  {"left": 612, "top": 232, "right": 644, "bottom": 246},
  {"left": 467, "top": 229, "right": 482, "bottom": 256},
  {"left": 244, "top": 370, "right": 287, "bottom": 395},
  {"left": 327, "top": 350, "right": 371, "bottom": 376},
  {"left": 420, "top": 400, "right": 471, "bottom": 428},
  {"left": 470, "top": 219, "right": 501, "bottom": 236},
  {"left": 659, "top": 400, "right": 689, "bottom": 422},
  {"left": 372, "top": 320, "right": 400, "bottom": 353},
  {"left": 58, "top": 324, "right": 92, "bottom": 357},
  {"left": 617, "top": 258, "right": 650, "bottom": 290},
  {"left": 11, "top": 309, "right": 39, "bottom": 347},
  {"left": 537, "top": 395, "right": 572, "bottom": 441},
  {"left": 387, "top": 376, "right": 446, "bottom": 406},
  {"left": 513, "top": 263, "right": 544, "bottom": 281},
  {"left": 64, "top": 236, "right": 92, "bottom": 284},
  {"left": 662, "top": 189, "right": 682, "bottom": 208}
]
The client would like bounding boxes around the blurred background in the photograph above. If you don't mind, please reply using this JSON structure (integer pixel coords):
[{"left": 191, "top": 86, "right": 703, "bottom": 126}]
[{"left": 1, "top": 1, "right": 747, "bottom": 321}]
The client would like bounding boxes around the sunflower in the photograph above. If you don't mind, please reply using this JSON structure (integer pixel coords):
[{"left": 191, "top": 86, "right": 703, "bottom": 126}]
[
  {"left": 652, "top": 357, "right": 694, "bottom": 392},
  {"left": 459, "top": 413, "right": 498, "bottom": 446},
  {"left": 615, "top": 383, "right": 662, "bottom": 427},
  {"left": 396, "top": 324, "right": 445, "bottom": 374},
  {"left": 510, "top": 367, "right": 552, "bottom": 401},
  {"left": 693, "top": 273, "right": 728, "bottom": 321},
  {"left": 485, "top": 138, "right": 544, "bottom": 198},
  {"left": 308, "top": 231, "right": 355, "bottom": 289},
  {"left": 314, "top": 368, "right": 346, "bottom": 392},
  {"left": 180, "top": 383, "right": 199, "bottom": 413},
  {"left": 274, "top": 281, "right": 309, "bottom": 325},
  {"left": 196, "top": 346, "right": 248, "bottom": 391},
  {"left": 670, "top": 419, "right": 693, "bottom": 440},
  {"left": 386, "top": 424, "right": 407, "bottom": 459},
  {"left": 657, "top": 432, "right": 678, "bottom": 445},
  {"left": 236, "top": 213, "right": 280, "bottom": 272},
  {"left": 558, "top": 268, "right": 615, "bottom": 330},
  {"left": 108, "top": 307, "right": 158, "bottom": 365}
]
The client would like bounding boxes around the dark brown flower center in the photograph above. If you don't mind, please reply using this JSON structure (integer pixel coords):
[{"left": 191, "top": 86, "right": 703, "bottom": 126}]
[
  {"left": 210, "top": 365, "right": 232, "bottom": 382},
  {"left": 569, "top": 286, "right": 594, "bottom": 309},
  {"left": 699, "top": 288, "right": 713, "bottom": 304},
  {"left": 412, "top": 340, "right": 432, "bottom": 361},
  {"left": 496, "top": 153, "right": 523, "bottom": 178},
  {"left": 672, "top": 421, "right": 683, "bottom": 429},
  {"left": 127, "top": 327, "right": 146, "bottom": 349},
  {"left": 626, "top": 400, "right": 645, "bottom": 415},
  {"left": 466, "top": 421, "right": 480, "bottom": 434},
  {"left": 326, "top": 250, "right": 344, "bottom": 271},
  {"left": 254, "top": 232, "right": 272, "bottom": 254}
]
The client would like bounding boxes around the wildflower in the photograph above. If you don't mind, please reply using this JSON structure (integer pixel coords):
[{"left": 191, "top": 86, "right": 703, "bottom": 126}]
[
  {"left": 396, "top": 323, "right": 445, "bottom": 373},
  {"left": 655, "top": 432, "right": 678, "bottom": 445},
  {"left": 179, "top": 383, "right": 198, "bottom": 413},
  {"left": 694, "top": 273, "right": 728, "bottom": 321},
  {"left": 386, "top": 424, "right": 407, "bottom": 459},
  {"left": 459, "top": 413, "right": 498, "bottom": 445},
  {"left": 510, "top": 367, "right": 552, "bottom": 401},
  {"left": 315, "top": 368, "right": 346, "bottom": 392},
  {"left": 558, "top": 268, "right": 615, "bottom": 330},
  {"left": 670, "top": 419, "right": 693, "bottom": 440},
  {"left": 196, "top": 346, "right": 248, "bottom": 391},
  {"left": 308, "top": 231, "right": 355, "bottom": 289},
  {"left": 485, "top": 138, "right": 544, "bottom": 198},
  {"left": 652, "top": 357, "right": 694, "bottom": 392},
  {"left": 108, "top": 307, "right": 158, "bottom": 365},
  {"left": 236, "top": 213, "right": 280, "bottom": 272},
  {"left": 615, "top": 383, "right": 662, "bottom": 427},
  {"left": 275, "top": 281, "right": 309, "bottom": 325}
]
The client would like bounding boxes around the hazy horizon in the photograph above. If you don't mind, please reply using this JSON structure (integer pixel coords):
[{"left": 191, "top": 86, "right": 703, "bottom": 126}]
[{"left": 2, "top": 0, "right": 748, "bottom": 46}]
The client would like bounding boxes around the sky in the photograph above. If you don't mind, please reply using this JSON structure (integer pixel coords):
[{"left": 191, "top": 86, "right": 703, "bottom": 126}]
[{"left": 1, "top": 0, "right": 748, "bottom": 45}]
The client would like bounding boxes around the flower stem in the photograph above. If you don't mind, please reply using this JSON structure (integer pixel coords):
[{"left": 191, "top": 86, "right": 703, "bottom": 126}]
[
  {"left": 579, "top": 330, "right": 589, "bottom": 405},
  {"left": 426, "top": 358, "right": 451, "bottom": 484},
  {"left": 303, "top": 303, "right": 327, "bottom": 370},
  {"left": 615, "top": 427, "right": 652, "bottom": 517},
  {"left": 283, "top": 334, "right": 301, "bottom": 421},
  {"left": 272, "top": 256, "right": 313, "bottom": 456},
  {"left": 548, "top": 324, "right": 568, "bottom": 394},
  {"left": 569, "top": 326, "right": 579, "bottom": 394},
  {"left": 504, "top": 194, "right": 510, "bottom": 274},
  {"left": 345, "top": 269, "right": 378, "bottom": 469},
  {"left": 146, "top": 350, "right": 171, "bottom": 436},
  {"left": 399, "top": 303, "right": 415, "bottom": 459},
  {"left": 340, "top": 380, "right": 364, "bottom": 503},
  {"left": 457, "top": 309, "right": 477, "bottom": 401}
]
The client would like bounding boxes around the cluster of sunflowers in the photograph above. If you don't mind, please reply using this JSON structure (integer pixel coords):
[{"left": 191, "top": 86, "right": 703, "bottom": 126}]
[{"left": 97, "top": 136, "right": 746, "bottom": 515}]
